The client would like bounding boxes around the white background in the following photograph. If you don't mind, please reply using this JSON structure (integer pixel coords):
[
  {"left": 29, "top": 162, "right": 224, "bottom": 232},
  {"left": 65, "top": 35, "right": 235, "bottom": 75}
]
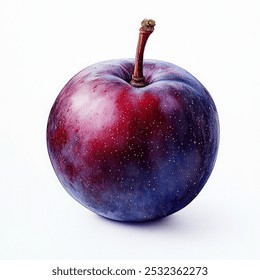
[{"left": 0, "top": 0, "right": 260, "bottom": 260}]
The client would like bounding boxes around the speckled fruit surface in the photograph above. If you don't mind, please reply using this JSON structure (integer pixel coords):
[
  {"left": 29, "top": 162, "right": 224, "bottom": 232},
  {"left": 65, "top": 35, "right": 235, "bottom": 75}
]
[{"left": 47, "top": 59, "right": 219, "bottom": 222}]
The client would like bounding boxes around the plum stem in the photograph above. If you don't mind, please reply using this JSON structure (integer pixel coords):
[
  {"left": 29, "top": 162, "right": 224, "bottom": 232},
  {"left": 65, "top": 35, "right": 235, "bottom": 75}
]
[{"left": 130, "top": 19, "right": 155, "bottom": 87}]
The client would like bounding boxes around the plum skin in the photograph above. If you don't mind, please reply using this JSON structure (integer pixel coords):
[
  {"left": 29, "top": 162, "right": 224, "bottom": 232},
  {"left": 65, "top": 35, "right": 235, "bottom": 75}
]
[{"left": 47, "top": 59, "right": 219, "bottom": 222}]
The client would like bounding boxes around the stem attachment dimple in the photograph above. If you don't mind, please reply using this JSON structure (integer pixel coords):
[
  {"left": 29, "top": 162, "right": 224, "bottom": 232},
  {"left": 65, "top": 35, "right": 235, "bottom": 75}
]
[{"left": 130, "top": 19, "right": 156, "bottom": 88}]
